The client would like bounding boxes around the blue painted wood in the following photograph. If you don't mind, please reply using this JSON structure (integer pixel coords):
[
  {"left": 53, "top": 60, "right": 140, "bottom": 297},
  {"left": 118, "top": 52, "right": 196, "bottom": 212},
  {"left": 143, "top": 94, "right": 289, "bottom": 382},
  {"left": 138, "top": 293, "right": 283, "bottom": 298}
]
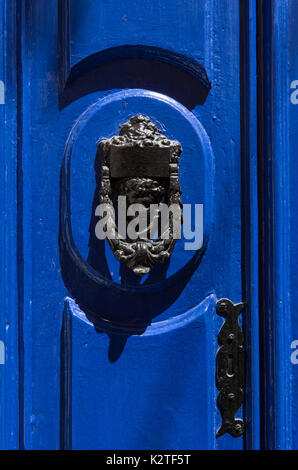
[
  {"left": 2, "top": 0, "right": 260, "bottom": 449},
  {"left": 258, "top": 0, "right": 292, "bottom": 450},
  {"left": 62, "top": 295, "right": 224, "bottom": 450},
  {"left": 0, "top": 0, "right": 19, "bottom": 449},
  {"left": 57, "top": 0, "right": 250, "bottom": 450},
  {"left": 288, "top": 0, "right": 298, "bottom": 450},
  {"left": 259, "top": 0, "right": 298, "bottom": 450},
  {"left": 63, "top": 0, "right": 213, "bottom": 74},
  {"left": 20, "top": 1, "right": 65, "bottom": 450},
  {"left": 240, "top": 0, "right": 260, "bottom": 450}
]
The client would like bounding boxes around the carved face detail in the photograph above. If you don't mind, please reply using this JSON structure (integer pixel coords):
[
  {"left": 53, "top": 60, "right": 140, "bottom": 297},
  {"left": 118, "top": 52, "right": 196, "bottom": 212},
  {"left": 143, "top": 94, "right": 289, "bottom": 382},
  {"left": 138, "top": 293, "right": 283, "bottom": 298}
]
[
  {"left": 114, "top": 177, "right": 167, "bottom": 207},
  {"left": 98, "top": 115, "right": 183, "bottom": 275}
]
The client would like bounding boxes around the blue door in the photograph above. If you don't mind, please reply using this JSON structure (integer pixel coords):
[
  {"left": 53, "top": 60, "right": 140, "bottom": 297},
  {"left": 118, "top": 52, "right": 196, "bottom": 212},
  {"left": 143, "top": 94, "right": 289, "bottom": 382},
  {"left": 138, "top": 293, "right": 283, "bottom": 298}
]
[{"left": 0, "top": 0, "right": 262, "bottom": 450}]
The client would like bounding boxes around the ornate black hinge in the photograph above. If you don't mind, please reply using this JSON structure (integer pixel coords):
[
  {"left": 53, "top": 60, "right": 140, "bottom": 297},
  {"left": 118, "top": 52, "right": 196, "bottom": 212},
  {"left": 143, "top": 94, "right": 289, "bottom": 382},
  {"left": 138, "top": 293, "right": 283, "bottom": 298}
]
[{"left": 216, "top": 298, "right": 245, "bottom": 438}]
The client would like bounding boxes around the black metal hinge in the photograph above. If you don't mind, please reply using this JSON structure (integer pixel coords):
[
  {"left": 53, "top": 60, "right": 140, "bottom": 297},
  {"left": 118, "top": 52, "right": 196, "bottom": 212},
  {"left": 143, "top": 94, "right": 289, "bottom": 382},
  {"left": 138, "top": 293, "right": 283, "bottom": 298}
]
[{"left": 216, "top": 298, "right": 245, "bottom": 438}]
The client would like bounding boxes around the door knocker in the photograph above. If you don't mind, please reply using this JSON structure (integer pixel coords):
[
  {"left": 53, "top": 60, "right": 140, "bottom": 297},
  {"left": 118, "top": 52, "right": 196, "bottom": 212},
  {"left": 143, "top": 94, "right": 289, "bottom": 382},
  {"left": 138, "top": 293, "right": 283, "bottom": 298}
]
[{"left": 98, "top": 114, "right": 183, "bottom": 275}]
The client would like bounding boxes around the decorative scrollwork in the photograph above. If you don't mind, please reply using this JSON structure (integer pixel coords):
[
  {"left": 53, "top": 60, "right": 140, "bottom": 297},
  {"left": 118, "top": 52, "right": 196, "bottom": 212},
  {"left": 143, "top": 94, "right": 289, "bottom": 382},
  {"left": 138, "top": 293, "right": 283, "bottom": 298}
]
[
  {"left": 98, "top": 115, "right": 183, "bottom": 275},
  {"left": 216, "top": 298, "right": 245, "bottom": 438}
]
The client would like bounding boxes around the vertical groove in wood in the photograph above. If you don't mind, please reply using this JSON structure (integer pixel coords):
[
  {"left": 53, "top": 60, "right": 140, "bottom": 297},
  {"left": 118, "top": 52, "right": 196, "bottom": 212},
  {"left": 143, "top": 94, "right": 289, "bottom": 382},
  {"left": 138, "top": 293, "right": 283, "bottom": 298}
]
[
  {"left": 58, "top": 0, "right": 70, "bottom": 99},
  {"left": 60, "top": 300, "right": 72, "bottom": 450},
  {"left": 239, "top": 0, "right": 260, "bottom": 450}
]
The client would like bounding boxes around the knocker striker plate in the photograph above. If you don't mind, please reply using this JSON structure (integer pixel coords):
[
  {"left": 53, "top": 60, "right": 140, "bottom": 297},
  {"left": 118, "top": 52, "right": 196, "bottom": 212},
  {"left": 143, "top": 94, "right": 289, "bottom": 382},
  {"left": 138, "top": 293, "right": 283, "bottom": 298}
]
[{"left": 98, "top": 115, "right": 183, "bottom": 275}]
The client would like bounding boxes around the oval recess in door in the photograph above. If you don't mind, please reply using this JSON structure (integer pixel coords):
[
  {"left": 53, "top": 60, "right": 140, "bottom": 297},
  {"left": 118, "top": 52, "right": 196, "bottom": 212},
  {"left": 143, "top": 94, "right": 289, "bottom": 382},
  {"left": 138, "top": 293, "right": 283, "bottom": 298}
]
[{"left": 60, "top": 89, "right": 214, "bottom": 324}]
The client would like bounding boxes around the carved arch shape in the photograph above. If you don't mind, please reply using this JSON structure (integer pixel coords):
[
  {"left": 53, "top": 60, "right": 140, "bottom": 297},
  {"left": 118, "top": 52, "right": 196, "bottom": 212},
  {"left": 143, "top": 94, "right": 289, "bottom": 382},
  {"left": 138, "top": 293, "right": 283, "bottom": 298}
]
[{"left": 59, "top": 45, "right": 211, "bottom": 110}]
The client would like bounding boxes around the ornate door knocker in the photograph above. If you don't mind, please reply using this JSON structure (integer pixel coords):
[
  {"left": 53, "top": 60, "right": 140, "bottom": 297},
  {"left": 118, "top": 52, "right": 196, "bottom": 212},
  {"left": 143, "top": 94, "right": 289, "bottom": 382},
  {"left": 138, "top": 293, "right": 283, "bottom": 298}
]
[{"left": 98, "top": 114, "right": 183, "bottom": 275}]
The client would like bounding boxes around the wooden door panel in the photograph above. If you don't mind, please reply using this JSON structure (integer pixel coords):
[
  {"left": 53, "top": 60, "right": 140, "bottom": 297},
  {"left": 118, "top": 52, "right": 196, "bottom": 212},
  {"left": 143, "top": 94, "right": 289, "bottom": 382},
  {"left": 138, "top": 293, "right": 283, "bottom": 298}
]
[{"left": 0, "top": 0, "right": 259, "bottom": 449}]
